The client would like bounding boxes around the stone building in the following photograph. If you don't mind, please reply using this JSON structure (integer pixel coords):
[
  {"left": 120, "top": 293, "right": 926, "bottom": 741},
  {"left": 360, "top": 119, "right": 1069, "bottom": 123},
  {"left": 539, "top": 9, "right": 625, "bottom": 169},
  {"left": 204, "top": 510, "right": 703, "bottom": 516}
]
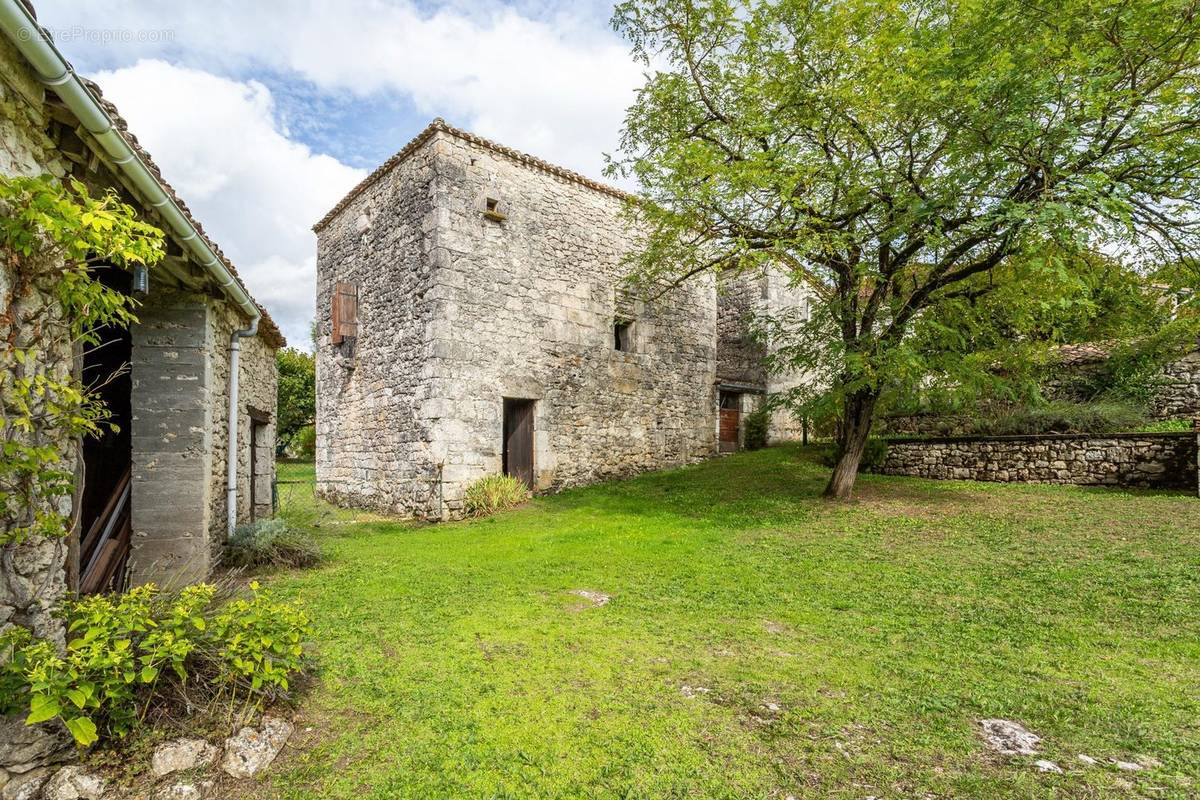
[
  {"left": 314, "top": 119, "right": 813, "bottom": 519},
  {"left": 0, "top": 0, "right": 283, "bottom": 653}
]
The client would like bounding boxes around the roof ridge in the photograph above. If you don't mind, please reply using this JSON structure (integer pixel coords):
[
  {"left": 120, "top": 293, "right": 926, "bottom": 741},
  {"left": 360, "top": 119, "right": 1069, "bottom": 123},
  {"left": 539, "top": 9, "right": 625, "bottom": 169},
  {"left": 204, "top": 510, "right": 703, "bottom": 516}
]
[{"left": 312, "top": 118, "right": 633, "bottom": 232}]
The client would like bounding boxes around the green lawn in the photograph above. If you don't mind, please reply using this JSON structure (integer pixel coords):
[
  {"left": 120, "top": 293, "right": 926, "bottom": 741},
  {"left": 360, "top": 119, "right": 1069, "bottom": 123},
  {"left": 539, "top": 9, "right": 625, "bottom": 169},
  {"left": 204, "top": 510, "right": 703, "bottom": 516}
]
[{"left": 254, "top": 446, "right": 1200, "bottom": 799}]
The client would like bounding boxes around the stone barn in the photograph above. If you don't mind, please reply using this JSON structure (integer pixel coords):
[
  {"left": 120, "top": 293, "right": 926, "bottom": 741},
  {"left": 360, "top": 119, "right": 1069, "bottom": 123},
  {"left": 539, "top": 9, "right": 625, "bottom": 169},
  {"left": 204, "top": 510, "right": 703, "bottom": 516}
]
[
  {"left": 314, "top": 119, "right": 814, "bottom": 519},
  {"left": 1, "top": 1, "right": 283, "bottom": 646}
]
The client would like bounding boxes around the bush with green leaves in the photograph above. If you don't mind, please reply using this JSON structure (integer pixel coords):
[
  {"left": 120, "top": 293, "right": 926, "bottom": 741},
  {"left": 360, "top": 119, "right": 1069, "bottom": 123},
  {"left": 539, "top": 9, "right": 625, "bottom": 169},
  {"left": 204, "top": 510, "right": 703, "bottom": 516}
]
[
  {"left": 463, "top": 474, "right": 530, "bottom": 517},
  {"left": 743, "top": 407, "right": 770, "bottom": 450},
  {"left": 0, "top": 581, "right": 309, "bottom": 746},
  {"left": 819, "top": 438, "right": 889, "bottom": 473},
  {"left": 226, "top": 517, "right": 322, "bottom": 569}
]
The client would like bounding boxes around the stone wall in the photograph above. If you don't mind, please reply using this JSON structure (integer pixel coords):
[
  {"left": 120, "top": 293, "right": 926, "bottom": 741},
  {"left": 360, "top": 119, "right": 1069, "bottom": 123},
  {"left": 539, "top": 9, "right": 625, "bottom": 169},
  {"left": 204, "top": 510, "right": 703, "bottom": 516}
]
[
  {"left": 316, "top": 127, "right": 719, "bottom": 518},
  {"left": 879, "top": 432, "right": 1197, "bottom": 491},
  {"left": 0, "top": 34, "right": 72, "bottom": 646},
  {"left": 1154, "top": 350, "right": 1200, "bottom": 420},
  {"left": 427, "top": 130, "right": 716, "bottom": 513},
  {"left": 314, "top": 132, "right": 442, "bottom": 517}
]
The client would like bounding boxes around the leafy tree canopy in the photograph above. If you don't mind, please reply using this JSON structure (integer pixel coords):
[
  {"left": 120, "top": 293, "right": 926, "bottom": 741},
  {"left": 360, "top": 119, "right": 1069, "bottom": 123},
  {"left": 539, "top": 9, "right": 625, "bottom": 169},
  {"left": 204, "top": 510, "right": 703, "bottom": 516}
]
[
  {"left": 610, "top": 0, "right": 1200, "bottom": 497},
  {"left": 276, "top": 347, "right": 315, "bottom": 455}
]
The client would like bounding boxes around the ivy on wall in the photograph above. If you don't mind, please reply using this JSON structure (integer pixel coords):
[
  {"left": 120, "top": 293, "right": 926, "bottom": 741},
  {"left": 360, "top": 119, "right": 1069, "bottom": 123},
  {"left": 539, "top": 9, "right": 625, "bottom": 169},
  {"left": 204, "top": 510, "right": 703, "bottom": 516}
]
[{"left": 0, "top": 175, "right": 164, "bottom": 546}]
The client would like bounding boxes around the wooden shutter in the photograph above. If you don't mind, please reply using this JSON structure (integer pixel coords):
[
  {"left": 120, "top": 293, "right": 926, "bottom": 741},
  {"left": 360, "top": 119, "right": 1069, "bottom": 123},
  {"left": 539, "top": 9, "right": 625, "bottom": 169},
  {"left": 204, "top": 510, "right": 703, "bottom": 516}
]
[{"left": 331, "top": 281, "right": 359, "bottom": 344}]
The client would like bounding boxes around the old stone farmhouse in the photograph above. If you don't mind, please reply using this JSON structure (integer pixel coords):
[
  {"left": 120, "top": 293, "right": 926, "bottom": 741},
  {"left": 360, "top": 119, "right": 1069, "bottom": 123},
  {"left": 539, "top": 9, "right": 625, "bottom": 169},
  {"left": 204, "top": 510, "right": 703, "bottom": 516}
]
[
  {"left": 1, "top": 2, "right": 282, "bottom": 641},
  {"left": 314, "top": 119, "right": 813, "bottom": 519}
]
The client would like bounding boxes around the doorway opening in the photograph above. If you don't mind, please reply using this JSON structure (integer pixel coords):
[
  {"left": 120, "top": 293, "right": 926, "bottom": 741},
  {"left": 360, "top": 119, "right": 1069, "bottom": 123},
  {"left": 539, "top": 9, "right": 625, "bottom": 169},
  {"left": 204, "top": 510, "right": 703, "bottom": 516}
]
[
  {"left": 78, "top": 263, "right": 133, "bottom": 594},
  {"left": 502, "top": 398, "right": 536, "bottom": 490},
  {"left": 718, "top": 391, "right": 741, "bottom": 453}
]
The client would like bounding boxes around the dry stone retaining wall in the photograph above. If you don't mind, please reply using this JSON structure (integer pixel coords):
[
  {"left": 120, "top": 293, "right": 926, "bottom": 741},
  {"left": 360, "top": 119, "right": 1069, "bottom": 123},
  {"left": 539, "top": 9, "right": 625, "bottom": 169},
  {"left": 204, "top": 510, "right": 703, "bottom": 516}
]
[{"left": 879, "top": 431, "right": 1197, "bottom": 491}]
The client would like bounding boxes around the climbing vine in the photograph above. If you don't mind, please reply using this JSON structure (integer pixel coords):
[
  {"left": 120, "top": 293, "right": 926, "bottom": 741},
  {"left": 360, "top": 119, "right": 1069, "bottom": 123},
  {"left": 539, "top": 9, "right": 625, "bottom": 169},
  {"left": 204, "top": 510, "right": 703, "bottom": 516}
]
[{"left": 0, "top": 175, "right": 164, "bottom": 546}]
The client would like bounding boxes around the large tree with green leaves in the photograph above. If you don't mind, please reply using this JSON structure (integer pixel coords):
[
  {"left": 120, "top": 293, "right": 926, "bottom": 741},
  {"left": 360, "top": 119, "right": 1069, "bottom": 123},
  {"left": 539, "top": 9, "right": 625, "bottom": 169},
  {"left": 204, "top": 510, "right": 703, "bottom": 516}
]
[
  {"left": 610, "top": 0, "right": 1200, "bottom": 498},
  {"left": 276, "top": 347, "right": 316, "bottom": 457}
]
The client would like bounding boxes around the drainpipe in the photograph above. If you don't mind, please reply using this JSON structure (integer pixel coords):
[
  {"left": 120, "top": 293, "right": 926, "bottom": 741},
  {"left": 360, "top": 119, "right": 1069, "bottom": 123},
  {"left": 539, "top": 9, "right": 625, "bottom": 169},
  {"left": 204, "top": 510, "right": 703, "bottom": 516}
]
[
  {"left": 226, "top": 319, "right": 258, "bottom": 536},
  {"left": 0, "top": 0, "right": 264, "bottom": 536}
]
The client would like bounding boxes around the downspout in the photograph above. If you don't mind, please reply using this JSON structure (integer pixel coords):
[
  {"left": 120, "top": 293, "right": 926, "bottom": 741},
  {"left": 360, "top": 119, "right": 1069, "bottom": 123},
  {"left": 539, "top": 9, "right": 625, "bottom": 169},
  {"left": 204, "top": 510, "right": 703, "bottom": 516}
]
[{"left": 0, "top": 0, "right": 264, "bottom": 536}]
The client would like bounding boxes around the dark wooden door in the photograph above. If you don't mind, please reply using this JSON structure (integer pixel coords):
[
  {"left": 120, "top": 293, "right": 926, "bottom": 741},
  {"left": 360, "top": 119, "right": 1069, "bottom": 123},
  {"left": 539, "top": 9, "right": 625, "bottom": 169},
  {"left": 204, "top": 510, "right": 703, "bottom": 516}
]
[
  {"left": 503, "top": 399, "right": 535, "bottom": 489},
  {"left": 719, "top": 392, "right": 740, "bottom": 453}
]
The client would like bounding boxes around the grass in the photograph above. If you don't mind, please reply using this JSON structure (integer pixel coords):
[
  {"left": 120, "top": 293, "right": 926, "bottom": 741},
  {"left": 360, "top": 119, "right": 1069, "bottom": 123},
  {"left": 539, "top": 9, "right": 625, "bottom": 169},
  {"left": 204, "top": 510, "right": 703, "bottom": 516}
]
[{"left": 250, "top": 446, "right": 1200, "bottom": 799}]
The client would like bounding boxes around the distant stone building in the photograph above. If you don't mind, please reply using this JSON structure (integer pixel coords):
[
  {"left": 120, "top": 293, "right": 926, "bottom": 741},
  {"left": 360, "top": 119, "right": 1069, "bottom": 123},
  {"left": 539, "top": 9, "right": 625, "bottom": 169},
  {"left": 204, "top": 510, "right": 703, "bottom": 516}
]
[
  {"left": 314, "top": 119, "right": 814, "bottom": 519},
  {"left": 1, "top": 3, "right": 283, "bottom": 649}
]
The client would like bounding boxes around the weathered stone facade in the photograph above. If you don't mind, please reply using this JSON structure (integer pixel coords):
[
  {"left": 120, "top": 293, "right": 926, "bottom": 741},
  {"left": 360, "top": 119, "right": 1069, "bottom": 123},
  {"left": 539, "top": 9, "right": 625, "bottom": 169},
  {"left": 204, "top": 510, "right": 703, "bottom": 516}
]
[
  {"left": 316, "top": 122, "right": 734, "bottom": 518},
  {"left": 1154, "top": 349, "right": 1200, "bottom": 420},
  {"left": 0, "top": 19, "right": 279, "bottom": 640},
  {"left": 879, "top": 432, "right": 1197, "bottom": 490}
]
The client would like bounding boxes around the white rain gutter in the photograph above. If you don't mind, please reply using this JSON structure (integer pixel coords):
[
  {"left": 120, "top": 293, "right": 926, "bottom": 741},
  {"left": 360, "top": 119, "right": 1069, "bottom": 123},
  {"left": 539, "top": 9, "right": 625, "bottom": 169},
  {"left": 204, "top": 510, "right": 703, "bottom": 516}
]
[{"left": 0, "top": 0, "right": 261, "bottom": 537}]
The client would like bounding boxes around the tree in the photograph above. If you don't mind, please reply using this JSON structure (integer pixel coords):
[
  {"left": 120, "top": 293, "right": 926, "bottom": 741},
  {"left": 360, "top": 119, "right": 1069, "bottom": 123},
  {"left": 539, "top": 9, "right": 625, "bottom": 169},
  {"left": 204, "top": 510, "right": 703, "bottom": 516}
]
[
  {"left": 610, "top": 0, "right": 1200, "bottom": 498},
  {"left": 276, "top": 347, "right": 315, "bottom": 456}
]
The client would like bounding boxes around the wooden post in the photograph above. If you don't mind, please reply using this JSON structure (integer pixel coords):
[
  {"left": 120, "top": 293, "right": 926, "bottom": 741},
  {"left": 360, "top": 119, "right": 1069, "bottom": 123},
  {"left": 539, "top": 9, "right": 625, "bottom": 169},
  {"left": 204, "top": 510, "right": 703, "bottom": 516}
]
[{"left": 802, "top": 416, "right": 809, "bottom": 446}]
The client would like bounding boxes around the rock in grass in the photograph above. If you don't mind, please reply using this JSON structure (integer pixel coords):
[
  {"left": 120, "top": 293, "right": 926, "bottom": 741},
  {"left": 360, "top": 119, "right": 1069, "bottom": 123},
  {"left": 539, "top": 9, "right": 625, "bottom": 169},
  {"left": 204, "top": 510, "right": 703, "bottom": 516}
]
[
  {"left": 1111, "top": 759, "right": 1144, "bottom": 771},
  {"left": 152, "top": 738, "right": 218, "bottom": 777},
  {"left": 1034, "top": 760, "right": 1063, "bottom": 774},
  {"left": 156, "top": 780, "right": 215, "bottom": 799},
  {"left": 1078, "top": 754, "right": 1099, "bottom": 766},
  {"left": 979, "top": 719, "right": 1041, "bottom": 756},
  {"left": 41, "top": 766, "right": 105, "bottom": 800},
  {"left": 569, "top": 590, "right": 611, "bottom": 607},
  {"left": 222, "top": 716, "right": 293, "bottom": 778}
]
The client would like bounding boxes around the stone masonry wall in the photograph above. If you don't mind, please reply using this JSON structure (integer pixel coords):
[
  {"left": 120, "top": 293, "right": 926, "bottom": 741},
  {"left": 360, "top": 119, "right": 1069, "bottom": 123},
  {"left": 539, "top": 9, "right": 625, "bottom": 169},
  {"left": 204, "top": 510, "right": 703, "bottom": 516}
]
[
  {"left": 426, "top": 131, "right": 717, "bottom": 515},
  {"left": 207, "top": 296, "right": 277, "bottom": 559},
  {"left": 879, "top": 432, "right": 1197, "bottom": 490},
  {"left": 314, "top": 134, "right": 442, "bottom": 516},
  {"left": 715, "top": 269, "right": 813, "bottom": 443},
  {"left": 1154, "top": 349, "right": 1200, "bottom": 420},
  {"left": 0, "top": 35, "right": 72, "bottom": 646}
]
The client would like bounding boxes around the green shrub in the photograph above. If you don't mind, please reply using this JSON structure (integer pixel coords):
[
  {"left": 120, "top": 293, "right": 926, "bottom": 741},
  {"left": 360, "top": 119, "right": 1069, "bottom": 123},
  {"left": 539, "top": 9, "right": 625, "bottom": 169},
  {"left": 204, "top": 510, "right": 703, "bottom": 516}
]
[
  {"left": 743, "top": 407, "right": 770, "bottom": 450},
  {"left": 463, "top": 474, "right": 530, "bottom": 517},
  {"left": 979, "top": 400, "right": 1146, "bottom": 436},
  {"left": 226, "top": 518, "right": 322, "bottom": 569},
  {"left": 1138, "top": 418, "right": 1193, "bottom": 433},
  {"left": 0, "top": 582, "right": 310, "bottom": 746},
  {"left": 818, "top": 438, "right": 890, "bottom": 472},
  {"left": 292, "top": 424, "right": 316, "bottom": 460}
]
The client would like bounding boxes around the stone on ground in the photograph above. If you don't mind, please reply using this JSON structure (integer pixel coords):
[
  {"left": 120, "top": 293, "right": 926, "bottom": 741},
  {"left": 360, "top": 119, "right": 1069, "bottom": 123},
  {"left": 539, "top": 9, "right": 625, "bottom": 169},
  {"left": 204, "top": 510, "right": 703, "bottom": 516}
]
[
  {"left": 0, "top": 767, "right": 49, "bottom": 800},
  {"left": 222, "top": 715, "right": 293, "bottom": 778},
  {"left": 1078, "top": 754, "right": 1098, "bottom": 766},
  {"left": 1034, "top": 760, "right": 1063, "bottom": 774},
  {"left": 156, "top": 780, "right": 215, "bottom": 799},
  {"left": 979, "top": 719, "right": 1042, "bottom": 756},
  {"left": 0, "top": 717, "right": 72, "bottom": 774},
  {"left": 1111, "top": 759, "right": 1144, "bottom": 771},
  {"left": 569, "top": 590, "right": 611, "bottom": 607},
  {"left": 152, "top": 738, "right": 218, "bottom": 777},
  {"left": 41, "top": 766, "right": 105, "bottom": 800}
]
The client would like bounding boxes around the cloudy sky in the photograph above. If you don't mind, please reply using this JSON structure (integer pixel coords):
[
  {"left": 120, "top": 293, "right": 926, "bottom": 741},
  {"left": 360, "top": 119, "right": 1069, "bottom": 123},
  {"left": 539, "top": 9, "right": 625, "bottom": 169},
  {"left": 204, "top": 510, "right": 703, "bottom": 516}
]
[{"left": 35, "top": 1, "right": 645, "bottom": 348}]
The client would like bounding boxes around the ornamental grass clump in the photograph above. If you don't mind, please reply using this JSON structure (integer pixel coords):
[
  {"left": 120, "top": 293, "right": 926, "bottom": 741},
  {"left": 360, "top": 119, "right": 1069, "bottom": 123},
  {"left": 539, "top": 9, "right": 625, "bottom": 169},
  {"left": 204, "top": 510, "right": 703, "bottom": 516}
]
[
  {"left": 226, "top": 517, "right": 322, "bottom": 569},
  {"left": 0, "top": 581, "right": 310, "bottom": 746},
  {"left": 463, "top": 474, "right": 530, "bottom": 517}
]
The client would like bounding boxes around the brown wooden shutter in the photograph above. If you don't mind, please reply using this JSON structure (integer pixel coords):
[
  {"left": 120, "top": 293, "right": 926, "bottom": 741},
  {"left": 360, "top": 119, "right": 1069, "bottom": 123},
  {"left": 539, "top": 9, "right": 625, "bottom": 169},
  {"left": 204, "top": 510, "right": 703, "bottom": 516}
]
[{"left": 331, "top": 281, "right": 358, "bottom": 344}]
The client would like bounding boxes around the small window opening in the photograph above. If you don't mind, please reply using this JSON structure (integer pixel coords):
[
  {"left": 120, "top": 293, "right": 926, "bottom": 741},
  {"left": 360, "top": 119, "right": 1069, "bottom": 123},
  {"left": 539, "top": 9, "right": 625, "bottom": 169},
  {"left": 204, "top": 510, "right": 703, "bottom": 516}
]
[
  {"left": 614, "top": 320, "right": 634, "bottom": 352},
  {"left": 483, "top": 196, "right": 507, "bottom": 221}
]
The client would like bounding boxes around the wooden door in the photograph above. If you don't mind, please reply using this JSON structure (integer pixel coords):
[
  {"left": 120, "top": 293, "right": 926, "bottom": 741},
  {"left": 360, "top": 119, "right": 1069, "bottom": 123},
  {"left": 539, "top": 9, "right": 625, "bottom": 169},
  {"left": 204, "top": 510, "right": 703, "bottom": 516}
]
[
  {"left": 719, "top": 391, "right": 740, "bottom": 453},
  {"left": 503, "top": 399, "right": 535, "bottom": 489}
]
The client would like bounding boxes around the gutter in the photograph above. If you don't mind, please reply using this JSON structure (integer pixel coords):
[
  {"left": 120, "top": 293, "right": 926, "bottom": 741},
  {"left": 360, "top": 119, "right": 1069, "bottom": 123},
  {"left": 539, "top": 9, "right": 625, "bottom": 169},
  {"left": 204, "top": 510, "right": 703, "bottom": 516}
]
[{"left": 0, "top": 0, "right": 261, "bottom": 536}]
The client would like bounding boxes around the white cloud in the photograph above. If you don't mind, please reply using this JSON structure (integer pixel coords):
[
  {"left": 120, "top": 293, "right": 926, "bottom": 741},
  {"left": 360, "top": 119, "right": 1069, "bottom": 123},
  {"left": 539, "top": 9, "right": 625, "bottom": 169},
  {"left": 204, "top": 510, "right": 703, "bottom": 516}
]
[
  {"left": 38, "top": 2, "right": 647, "bottom": 345},
  {"left": 93, "top": 60, "right": 365, "bottom": 348},
  {"left": 40, "top": 1, "right": 644, "bottom": 180}
]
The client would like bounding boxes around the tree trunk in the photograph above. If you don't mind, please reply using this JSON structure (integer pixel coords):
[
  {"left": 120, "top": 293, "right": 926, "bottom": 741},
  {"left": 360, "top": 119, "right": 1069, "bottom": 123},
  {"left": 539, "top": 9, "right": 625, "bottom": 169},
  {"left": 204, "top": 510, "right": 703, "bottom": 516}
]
[{"left": 823, "top": 390, "right": 878, "bottom": 500}]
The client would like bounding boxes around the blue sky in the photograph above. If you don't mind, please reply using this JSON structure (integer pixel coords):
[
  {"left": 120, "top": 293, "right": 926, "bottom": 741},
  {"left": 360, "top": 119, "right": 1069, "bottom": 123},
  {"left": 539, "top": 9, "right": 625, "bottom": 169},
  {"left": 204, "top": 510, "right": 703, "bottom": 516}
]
[{"left": 33, "top": 1, "right": 643, "bottom": 348}]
